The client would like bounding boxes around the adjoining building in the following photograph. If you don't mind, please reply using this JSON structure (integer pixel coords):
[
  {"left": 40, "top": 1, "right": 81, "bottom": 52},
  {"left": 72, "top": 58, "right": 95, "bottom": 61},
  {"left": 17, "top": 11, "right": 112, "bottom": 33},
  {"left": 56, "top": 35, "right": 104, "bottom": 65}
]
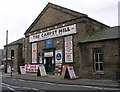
[
  {"left": 78, "top": 26, "right": 120, "bottom": 80},
  {"left": 24, "top": 3, "right": 119, "bottom": 80},
  {"left": 4, "top": 38, "right": 25, "bottom": 72},
  {"left": 0, "top": 49, "right": 3, "bottom": 65}
]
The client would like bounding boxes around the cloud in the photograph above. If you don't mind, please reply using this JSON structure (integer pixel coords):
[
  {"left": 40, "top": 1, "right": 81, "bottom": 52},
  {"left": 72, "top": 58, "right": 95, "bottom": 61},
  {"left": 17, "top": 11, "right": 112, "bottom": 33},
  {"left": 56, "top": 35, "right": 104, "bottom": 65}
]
[{"left": 0, "top": 0, "right": 119, "bottom": 48}]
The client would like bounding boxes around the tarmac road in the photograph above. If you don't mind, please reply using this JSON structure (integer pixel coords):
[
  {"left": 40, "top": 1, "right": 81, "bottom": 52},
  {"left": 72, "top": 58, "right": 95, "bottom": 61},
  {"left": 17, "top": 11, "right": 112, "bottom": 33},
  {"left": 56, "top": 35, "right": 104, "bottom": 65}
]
[{"left": 1, "top": 76, "right": 120, "bottom": 92}]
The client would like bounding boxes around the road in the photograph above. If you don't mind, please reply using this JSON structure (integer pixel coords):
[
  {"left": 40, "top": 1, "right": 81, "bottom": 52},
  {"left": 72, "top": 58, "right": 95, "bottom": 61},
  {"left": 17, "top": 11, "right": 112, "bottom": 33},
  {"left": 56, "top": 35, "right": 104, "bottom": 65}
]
[{"left": 1, "top": 76, "right": 120, "bottom": 92}]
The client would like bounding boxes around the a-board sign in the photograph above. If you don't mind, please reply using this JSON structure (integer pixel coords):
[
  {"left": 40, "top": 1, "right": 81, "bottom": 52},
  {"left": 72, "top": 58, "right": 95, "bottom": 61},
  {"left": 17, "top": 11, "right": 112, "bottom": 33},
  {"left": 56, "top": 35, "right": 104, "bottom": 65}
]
[
  {"left": 61, "top": 65, "right": 69, "bottom": 79},
  {"left": 20, "top": 66, "right": 26, "bottom": 74},
  {"left": 67, "top": 66, "right": 76, "bottom": 79},
  {"left": 38, "top": 64, "right": 47, "bottom": 76},
  {"left": 61, "top": 65, "right": 76, "bottom": 79},
  {"left": 7, "top": 66, "right": 11, "bottom": 73}
]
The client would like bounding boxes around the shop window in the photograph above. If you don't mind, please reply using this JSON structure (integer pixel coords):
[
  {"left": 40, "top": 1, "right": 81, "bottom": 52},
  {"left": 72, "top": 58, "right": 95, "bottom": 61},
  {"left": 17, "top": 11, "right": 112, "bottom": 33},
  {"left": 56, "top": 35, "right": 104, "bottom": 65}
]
[{"left": 93, "top": 48, "right": 103, "bottom": 72}]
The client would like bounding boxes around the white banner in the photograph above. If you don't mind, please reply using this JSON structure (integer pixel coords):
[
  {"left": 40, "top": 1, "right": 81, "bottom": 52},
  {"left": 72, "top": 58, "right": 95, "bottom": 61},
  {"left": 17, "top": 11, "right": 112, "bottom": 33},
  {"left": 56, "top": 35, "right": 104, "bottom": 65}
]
[
  {"left": 68, "top": 66, "right": 76, "bottom": 79},
  {"left": 38, "top": 64, "right": 47, "bottom": 76},
  {"left": 25, "top": 64, "right": 39, "bottom": 72},
  {"left": 20, "top": 66, "right": 26, "bottom": 74},
  {"left": 29, "top": 24, "right": 76, "bottom": 42},
  {"left": 55, "top": 50, "right": 62, "bottom": 64},
  {"left": 32, "top": 43, "right": 37, "bottom": 63},
  {"left": 65, "top": 36, "right": 73, "bottom": 63}
]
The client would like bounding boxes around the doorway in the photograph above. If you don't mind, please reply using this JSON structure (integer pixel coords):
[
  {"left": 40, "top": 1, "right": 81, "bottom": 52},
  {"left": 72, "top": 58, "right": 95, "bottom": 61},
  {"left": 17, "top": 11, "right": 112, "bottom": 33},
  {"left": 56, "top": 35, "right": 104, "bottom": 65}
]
[{"left": 46, "top": 57, "right": 52, "bottom": 73}]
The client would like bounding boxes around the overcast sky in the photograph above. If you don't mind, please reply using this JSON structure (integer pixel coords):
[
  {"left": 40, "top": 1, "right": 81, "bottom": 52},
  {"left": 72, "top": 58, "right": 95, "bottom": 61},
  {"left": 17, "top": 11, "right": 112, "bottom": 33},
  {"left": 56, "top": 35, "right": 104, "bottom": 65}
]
[{"left": 0, "top": 0, "right": 119, "bottom": 49}]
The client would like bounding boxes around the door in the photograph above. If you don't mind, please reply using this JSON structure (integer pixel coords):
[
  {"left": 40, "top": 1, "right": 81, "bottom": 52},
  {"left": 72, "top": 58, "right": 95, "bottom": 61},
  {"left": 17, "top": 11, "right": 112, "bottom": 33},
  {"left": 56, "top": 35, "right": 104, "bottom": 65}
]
[{"left": 46, "top": 57, "right": 52, "bottom": 73}]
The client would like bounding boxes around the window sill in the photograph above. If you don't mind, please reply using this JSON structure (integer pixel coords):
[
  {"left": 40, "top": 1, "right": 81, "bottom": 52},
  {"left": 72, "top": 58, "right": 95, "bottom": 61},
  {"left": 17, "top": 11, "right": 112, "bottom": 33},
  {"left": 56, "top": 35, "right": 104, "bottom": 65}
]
[{"left": 93, "top": 71, "right": 104, "bottom": 75}]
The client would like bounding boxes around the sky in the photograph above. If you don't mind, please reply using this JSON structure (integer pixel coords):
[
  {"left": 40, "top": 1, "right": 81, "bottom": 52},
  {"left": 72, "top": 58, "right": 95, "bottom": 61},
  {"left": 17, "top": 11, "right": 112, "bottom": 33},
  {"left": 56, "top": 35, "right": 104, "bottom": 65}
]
[{"left": 0, "top": 0, "right": 119, "bottom": 49}]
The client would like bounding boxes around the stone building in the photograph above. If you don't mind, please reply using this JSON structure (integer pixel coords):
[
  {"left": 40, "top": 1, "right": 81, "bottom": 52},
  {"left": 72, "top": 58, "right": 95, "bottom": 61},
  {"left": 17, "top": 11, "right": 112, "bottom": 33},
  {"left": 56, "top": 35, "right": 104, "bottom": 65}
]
[
  {"left": 24, "top": 3, "right": 119, "bottom": 79},
  {"left": 78, "top": 26, "right": 120, "bottom": 80},
  {"left": 4, "top": 38, "right": 25, "bottom": 72}
]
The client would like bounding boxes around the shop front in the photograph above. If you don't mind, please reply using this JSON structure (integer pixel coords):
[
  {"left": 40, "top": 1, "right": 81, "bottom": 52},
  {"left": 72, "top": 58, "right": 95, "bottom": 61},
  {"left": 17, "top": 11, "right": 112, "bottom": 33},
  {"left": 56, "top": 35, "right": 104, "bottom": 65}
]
[
  {"left": 24, "top": 3, "right": 108, "bottom": 78},
  {"left": 43, "top": 50, "right": 55, "bottom": 74},
  {"left": 29, "top": 24, "right": 76, "bottom": 74}
]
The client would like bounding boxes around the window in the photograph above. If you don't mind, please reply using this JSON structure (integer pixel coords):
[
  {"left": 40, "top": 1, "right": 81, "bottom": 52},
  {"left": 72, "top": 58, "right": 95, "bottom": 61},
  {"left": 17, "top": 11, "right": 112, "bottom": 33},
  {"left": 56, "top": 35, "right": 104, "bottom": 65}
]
[
  {"left": 11, "top": 50, "right": 14, "bottom": 59},
  {"left": 93, "top": 48, "right": 103, "bottom": 72}
]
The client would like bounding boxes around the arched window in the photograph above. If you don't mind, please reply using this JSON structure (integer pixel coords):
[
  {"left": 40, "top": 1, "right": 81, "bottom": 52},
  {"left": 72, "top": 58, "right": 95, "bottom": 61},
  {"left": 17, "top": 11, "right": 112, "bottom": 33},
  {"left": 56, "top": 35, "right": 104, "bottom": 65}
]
[{"left": 93, "top": 48, "right": 103, "bottom": 72}]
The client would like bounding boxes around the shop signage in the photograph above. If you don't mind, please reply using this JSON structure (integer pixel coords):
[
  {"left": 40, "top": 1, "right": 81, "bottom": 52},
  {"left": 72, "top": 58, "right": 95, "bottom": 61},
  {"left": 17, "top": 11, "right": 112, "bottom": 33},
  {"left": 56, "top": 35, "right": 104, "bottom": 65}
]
[
  {"left": 20, "top": 66, "right": 26, "bottom": 74},
  {"left": 68, "top": 66, "right": 76, "bottom": 79},
  {"left": 55, "top": 50, "right": 62, "bottom": 64},
  {"left": 46, "top": 39, "right": 53, "bottom": 48},
  {"left": 38, "top": 52, "right": 43, "bottom": 64},
  {"left": 32, "top": 43, "right": 37, "bottom": 63},
  {"left": 25, "top": 64, "right": 39, "bottom": 72},
  {"left": 3, "top": 50, "right": 6, "bottom": 60},
  {"left": 7, "top": 66, "right": 11, "bottom": 73},
  {"left": 65, "top": 36, "right": 73, "bottom": 63},
  {"left": 44, "top": 52, "right": 53, "bottom": 57},
  {"left": 38, "top": 64, "right": 47, "bottom": 76},
  {"left": 29, "top": 24, "right": 76, "bottom": 42}
]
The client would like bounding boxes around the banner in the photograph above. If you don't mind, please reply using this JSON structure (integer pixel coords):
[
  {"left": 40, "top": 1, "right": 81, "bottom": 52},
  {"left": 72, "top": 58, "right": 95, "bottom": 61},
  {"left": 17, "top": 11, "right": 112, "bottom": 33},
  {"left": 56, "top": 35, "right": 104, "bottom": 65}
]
[
  {"left": 64, "top": 36, "right": 73, "bottom": 63},
  {"left": 25, "top": 64, "right": 39, "bottom": 72},
  {"left": 3, "top": 50, "right": 6, "bottom": 60},
  {"left": 32, "top": 43, "right": 37, "bottom": 63},
  {"left": 29, "top": 24, "right": 76, "bottom": 42}
]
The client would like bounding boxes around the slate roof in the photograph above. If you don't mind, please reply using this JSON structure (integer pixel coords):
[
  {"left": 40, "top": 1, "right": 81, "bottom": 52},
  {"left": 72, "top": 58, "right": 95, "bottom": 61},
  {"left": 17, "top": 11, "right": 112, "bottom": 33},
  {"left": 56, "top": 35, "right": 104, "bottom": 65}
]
[
  {"left": 79, "top": 26, "right": 120, "bottom": 43},
  {"left": 4, "top": 38, "right": 24, "bottom": 47}
]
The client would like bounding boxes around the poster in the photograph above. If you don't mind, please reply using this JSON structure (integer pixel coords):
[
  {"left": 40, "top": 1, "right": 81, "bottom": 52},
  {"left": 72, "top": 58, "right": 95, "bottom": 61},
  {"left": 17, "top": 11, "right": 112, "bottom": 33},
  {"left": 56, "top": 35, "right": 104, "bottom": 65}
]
[
  {"left": 20, "top": 66, "right": 26, "bottom": 74},
  {"left": 64, "top": 36, "right": 73, "bottom": 63},
  {"left": 7, "top": 66, "right": 11, "bottom": 73},
  {"left": 3, "top": 50, "right": 6, "bottom": 60},
  {"left": 38, "top": 64, "right": 47, "bottom": 76},
  {"left": 55, "top": 50, "right": 62, "bottom": 64},
  {"left": 32, "top": 43, "right": 37, "bottom": 63},
  {"left": 38, "top": 52, "right": 43, "bottom": 64},
  {"left": 68, "top": 66, "right": 76, "bottom": 79}
]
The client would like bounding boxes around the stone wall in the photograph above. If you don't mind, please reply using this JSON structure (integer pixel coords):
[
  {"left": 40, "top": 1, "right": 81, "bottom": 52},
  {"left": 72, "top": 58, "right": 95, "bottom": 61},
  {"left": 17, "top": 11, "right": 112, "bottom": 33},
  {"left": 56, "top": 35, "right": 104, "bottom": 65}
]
[{"left": 79, "top": 39, "right": 119, "bottom": 80}]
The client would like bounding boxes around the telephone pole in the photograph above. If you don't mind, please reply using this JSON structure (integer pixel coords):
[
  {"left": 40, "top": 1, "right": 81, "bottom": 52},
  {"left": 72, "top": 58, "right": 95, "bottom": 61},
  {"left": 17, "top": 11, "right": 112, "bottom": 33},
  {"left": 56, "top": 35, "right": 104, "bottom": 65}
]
[{"left": 5, "top": 30, "right": 8, "bottom": 73}]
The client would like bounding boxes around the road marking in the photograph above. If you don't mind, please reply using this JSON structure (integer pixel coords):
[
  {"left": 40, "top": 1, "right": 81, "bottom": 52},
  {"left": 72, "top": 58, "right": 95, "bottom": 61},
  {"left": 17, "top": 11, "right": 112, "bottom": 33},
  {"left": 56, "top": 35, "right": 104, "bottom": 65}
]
[
  {"left": 11, "top": 79, "right": 16, "bottom": 81},
  {"left": 18, "top": 79, "right": 25, "bottom": 81},
  {"left": 1, "top": 83, "right": 10, "bottom": 87},
  {"left": 103, "top": 87, "right": 120, "bottom": 90},
  {"left": 57, "top": 83, "right": 119, "bottom": 90},
  {"left": 32, "top": 88, "right": 39, "bottom": 90},
  {"left": 22, "top": 87, "right": 32, "bottom": 89},
  {"left": 7, "top": 87, "right": 15, "bottom": 91},
  {"left": 43, "top": 82, "right": 56, "bottom": 85},
  {"left": 12, "top": 86, "right": 21, "bottom": 89}
]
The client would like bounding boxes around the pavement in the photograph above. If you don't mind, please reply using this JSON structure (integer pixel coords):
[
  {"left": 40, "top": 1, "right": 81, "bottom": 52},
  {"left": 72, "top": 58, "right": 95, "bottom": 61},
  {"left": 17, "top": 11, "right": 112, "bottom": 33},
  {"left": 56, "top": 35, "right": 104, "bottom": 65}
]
[{"left": 2, "top": 71, "right": 120, "bottom": 89}]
